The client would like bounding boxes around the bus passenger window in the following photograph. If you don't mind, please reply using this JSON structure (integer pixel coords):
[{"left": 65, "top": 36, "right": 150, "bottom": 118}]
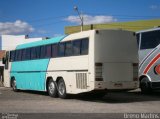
[
  {"left": 46, "top": 45, "right": 52, "bottom": 58},
  {"left": 15, "top": 50, "right": 22, "bottom": 61},
  {"left": 25, "top": 48, "right": 31, "bottom": 60},
  {"left": 21, "top": 49, "right": 26, "bottom": 61},
  {"left": 40, "top": 46, "right": 46, "bottom": 58},
  {"left": 35, "top": 46, "right": 40, "bottom": 59},
  {"left": 73, "top": 40, "right": 81, "bottom": 56},
  {"left": 58, "top": 43, "right": 65, "bottom": 57},
  {"left": 65, "top": 41, "right": 72, "bottom": 56},
  {"left": 10, "top": 51, "right": 15, "bottom": 62},
  {"left": 81, "top": 38, "right": 89, "bottom": 55},
  {"left": 51, "top": 44, "right": 58, "bottom": 58},
  {"left": 31, "top": 47, "right": 37, "bottom": 60}
]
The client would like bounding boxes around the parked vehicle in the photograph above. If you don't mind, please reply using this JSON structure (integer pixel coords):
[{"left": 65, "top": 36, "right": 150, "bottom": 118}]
[
  {"left": 136, "top": 27, "right": 160, "bottom": 93},
  {"left": 3, "top": 29, "right": 138, "bottom": 98}
]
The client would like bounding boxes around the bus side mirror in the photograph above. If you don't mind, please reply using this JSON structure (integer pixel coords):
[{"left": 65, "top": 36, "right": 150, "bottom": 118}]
[{"left": 2, "top": 57, "right": 6, "bottom": 64}]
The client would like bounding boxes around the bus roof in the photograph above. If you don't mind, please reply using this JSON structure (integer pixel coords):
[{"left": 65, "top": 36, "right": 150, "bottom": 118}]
[{"left": 16, "top": 35, "right": 66, "bottom": 50}]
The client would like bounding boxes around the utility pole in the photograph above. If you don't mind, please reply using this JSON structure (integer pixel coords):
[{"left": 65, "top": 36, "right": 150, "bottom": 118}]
[{"left": 74, "top": 6, "right": 83, "bottom": 31}]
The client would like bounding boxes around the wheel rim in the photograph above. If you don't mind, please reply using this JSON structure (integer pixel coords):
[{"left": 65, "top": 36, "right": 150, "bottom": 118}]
[
  {"left": 12, "top": 80, "right": 16, "bottom": 90},
  {"left": 49, "top": 82, "right": 55, "bottom": 94},
  {"left": 58, "top": 81, "right": 65, "bottom": 95}
]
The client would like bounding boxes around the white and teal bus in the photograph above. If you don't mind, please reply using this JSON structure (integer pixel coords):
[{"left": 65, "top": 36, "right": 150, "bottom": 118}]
[{"left": 3, "top": 29, "right": 139, "bottom": 98}]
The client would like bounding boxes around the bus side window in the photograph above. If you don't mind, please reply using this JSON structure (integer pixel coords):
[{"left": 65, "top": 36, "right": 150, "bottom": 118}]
[
  {"left": 65, "top": 41, "right": 72, "bottom": 56},
  {"left": 52, "top": 44, "right": 58, "bottom": 58},
  {"left": 35, "top": 46, "right": 40, "bottom": 59},
  {"left": 10, "top": 51, "right": 15, "bottom": 62},
  {"left": 15, "top": 50, "right": 22, "bottom": 61},
  {"left": 81, "top": 38, "right": 89, "bottom": 55},
  {"left": 58, "top": 43, "right": 65, "bottom": 57},
  {"left": 73, "top": 40, "right": 81, "bottom": 56},
  {"left": 31, "top": 47, "right": 37, "bottom": 60},
  {"left": 25, "top": 48, "right": 31, "bottom": 60},
  {"left": 46, "top": 45, "right": 52, "bottom": 58},
  {"left": 40, "top": 46, "right": 46, "bottom": 59}
]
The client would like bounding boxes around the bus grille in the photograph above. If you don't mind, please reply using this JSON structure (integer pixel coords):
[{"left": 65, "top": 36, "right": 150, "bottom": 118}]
[{"left": 76, "top": 73, "right": 87, "bottom": 89}]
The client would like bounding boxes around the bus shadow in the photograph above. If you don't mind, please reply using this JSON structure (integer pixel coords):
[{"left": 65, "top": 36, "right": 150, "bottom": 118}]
[
  {"left": 16, "top": 89, "right": 160, "bottom": 103},
  {"left": 17, "top": 90, "right": 48, "bottom": 96},
  {"left": 68, "top": 89, "right": 160, "bottom": 103}
]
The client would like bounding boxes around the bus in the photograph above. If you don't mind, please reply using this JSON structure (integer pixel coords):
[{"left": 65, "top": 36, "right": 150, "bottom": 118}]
[
  {"left": 136, "top": 27, "right": 160, "bottom": 93},
  {"left": 3, "top": 29, "right": 138, "bottom": 98}
]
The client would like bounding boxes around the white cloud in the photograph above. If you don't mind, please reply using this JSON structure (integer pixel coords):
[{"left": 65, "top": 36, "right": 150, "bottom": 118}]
[
  {"left": 150, "top": 5, "right": 160, "bottom": 10},
  {"left": 64, "top": 14, "right": 117, "bottom": 25},
  {"left": 0, "top": 20, "right": 34, "bottom": 35}
]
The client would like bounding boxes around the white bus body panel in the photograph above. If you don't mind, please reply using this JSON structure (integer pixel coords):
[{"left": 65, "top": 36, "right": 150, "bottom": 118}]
[{"left": 47, "top": 30, "right": 138, "bottom": 94}]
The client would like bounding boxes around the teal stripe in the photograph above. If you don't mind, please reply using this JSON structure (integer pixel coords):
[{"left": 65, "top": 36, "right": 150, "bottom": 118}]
[
  {"left": 11, "top": 59, "right": 49, "bottom": 90},
  {"left": 16, "top": 35, "right": 66, "bottom": 49},
  {"left": 11, "top": 35, "right": 66, "bottom": 91}
]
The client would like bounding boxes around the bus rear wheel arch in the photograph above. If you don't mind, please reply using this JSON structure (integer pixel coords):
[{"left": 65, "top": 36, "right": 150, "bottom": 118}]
[
  {"left": 47, "top": 78, "right": 58, "bottom": 98},
  {"left": 139, "top": 76, "right": 152, "bottom": 94}
]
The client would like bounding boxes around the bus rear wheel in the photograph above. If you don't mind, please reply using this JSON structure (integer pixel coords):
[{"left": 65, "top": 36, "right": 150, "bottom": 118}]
[
  {"left": 11, "top": 79, "right": 18, "bottom": 92},
  {"left": 140, "top": 77, "right": 152, "bottom": 94},
  {"left": 47, "top": 80, "right": 58, "bottom": 97},
  {"left": 57, "top": 79, "right": 67, "bottom": 99}
]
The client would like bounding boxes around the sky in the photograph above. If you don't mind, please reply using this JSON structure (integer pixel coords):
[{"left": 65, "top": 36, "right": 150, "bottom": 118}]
[{"left": 0, "top": 0, "right": 160, "bottom": 38}]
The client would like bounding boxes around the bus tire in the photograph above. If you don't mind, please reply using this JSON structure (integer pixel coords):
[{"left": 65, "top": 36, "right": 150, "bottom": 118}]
[
  {"left": 47, "top": 80, "right": 58, "bottom": 98},
  {"left": 11, "top": 78, "right": 19, "bottom": 92},
  {"left": 140, "top": 77, "right": 152, "bottom": 94},
  {"left": 57, "top": 79, "right": 67, "bottom": 99}
]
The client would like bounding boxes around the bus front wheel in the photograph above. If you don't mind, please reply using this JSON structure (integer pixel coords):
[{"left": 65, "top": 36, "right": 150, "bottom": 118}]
[
  {"left": 57, "top": 79, "right": 67, "bottom": 99},
  {"left": 47, "top": 80, "right": 58, "bottom": 97},
  {"left": 140, "top": 77, "right": 152, "bottom": 94},
  {"left": 11, "top": 79, "right": 18, "bottom": 92}
]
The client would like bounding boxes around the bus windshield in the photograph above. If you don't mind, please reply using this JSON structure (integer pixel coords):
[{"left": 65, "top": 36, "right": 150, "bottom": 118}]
[{"left": 140, "top": 30, "right": 160, "bottom": 50}]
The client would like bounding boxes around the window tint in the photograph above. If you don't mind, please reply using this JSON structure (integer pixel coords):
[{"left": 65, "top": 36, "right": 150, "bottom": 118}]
[
  {"left": 31, "top": 47, "right": 37, "bottom": 59},
  {"left": 10, "top": 51, "right": 15, "bottom": 62},
  {"left": 15, "top": 50, "right": 22, "bottom": 61},
  {"left": 65, "top": 41, "right": 72, "bottom": 56},
  {"left": 141, "top": 30, "right": 160, "bottom": 50},
  {"left": 81, "top": 38, "right": 89, "bottom": 55},
  {"left": 35, "top": 46, "right": 40, "bottom": 59},
  {"left": 25, "top": 48, "right": 31, "bottom": 60},
  {"left": 58, "top": 43, "right": 65, "bottom": 57},
  {"left": 73, "top": 40, "right": 81, "bottom": 56},
  {"left": 46, "top": 45, "right": 52, "bottom": 58},
  {"left": 21, "top": 49, "right": 26, "bottom": 61},
  {"left": 40, "top": 46, "right": 46, "bottom": 58},
  {"left": 52, "top": 44, "right": 58, "bottom": 58}
]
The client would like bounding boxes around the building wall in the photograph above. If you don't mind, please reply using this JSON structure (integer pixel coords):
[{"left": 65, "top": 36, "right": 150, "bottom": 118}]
[{"left": 1, "top": 35, "right": 42, "bottom": 50}]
